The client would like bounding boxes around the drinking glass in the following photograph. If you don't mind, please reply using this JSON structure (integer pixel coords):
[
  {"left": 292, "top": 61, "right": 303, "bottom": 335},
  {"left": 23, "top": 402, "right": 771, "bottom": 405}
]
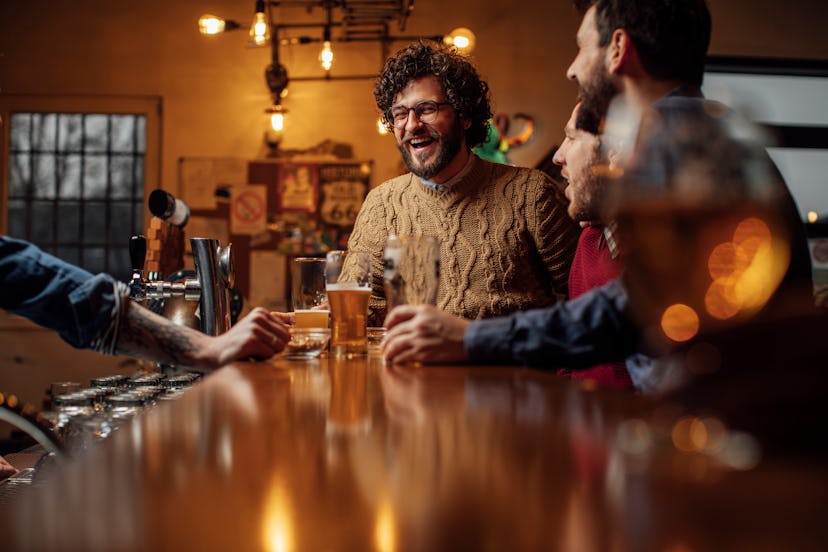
[
  {"left": 383, "top": 235, "right": 440, "bottom": 311},
  {"left": 326, "top": 250, "right": 372, "bottom": 356},
  {"left": 291, "top": 257, "right": 329, "bottom": 329}
]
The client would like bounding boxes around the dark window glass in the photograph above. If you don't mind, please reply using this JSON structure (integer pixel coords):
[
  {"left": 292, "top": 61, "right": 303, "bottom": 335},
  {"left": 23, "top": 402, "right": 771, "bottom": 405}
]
[{"left": 6, "top": 112, "right": 147, "bottom": 278}]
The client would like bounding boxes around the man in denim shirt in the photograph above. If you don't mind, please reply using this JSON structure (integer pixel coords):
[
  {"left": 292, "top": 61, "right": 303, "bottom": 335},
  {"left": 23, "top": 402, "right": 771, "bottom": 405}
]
[{"left": 1, "top": 236, "right": 290, "bottom": 368}]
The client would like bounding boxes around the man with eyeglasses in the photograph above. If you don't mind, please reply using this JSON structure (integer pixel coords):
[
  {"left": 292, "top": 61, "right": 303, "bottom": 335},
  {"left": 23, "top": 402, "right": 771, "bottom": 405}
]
[{"left": 339, "top": 40, "right": 580, "bottom": 326}]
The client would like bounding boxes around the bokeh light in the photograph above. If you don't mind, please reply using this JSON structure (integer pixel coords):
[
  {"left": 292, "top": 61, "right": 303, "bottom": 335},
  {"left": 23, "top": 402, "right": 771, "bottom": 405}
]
[
  {"left": 703, "top": 217, "right": 789, "bottom": 320},
  {"left": 660, "top": 304, "right": 700, "bottom": 342}
]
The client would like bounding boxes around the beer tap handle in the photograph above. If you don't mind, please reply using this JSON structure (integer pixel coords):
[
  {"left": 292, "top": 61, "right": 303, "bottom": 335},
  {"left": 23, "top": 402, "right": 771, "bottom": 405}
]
[{"left": 129, "top": 235, "right": 147, "bottom": 300}]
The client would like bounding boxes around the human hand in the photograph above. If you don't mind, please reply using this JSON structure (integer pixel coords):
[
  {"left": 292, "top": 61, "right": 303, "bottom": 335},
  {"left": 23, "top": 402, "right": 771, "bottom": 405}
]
[
  {"left": 382, "top": 305, "right": 470, "bottom": 365},
  {"left": 270, "top": 311, "right": 295, "bottom": 326},
  {"left": 0, "top": 454, "right": 16, "bottom": 479},
  {"left": 202, "top": 307, "right": 291, "bottom": 367}
]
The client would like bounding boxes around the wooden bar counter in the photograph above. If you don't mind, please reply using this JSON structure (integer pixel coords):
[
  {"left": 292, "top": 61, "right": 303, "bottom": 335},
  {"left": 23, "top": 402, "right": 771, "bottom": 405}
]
[{"left": 4, "top": 353, "right": 828, "bottom": 551}]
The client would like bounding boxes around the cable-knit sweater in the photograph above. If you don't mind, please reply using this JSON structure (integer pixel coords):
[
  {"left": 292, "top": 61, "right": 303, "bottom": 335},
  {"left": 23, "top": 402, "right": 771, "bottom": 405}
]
[{"left": 340, "top": 155, "right": 580, "bottom": 325}]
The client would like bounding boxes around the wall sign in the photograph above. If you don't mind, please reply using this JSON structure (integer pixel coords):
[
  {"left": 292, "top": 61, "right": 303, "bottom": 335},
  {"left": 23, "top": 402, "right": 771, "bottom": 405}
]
[{"left": 230, "top": 185, "right": 267, "bottom": 235}]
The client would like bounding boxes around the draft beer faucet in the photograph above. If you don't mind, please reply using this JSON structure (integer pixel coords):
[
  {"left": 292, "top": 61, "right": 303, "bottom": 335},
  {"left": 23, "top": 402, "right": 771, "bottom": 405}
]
[{"left": 129, "top": 235, "right": 234, "bottom": 335}]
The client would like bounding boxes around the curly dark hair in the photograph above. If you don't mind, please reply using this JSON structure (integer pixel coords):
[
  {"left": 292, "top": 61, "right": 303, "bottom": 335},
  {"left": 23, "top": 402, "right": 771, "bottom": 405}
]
[
  {"left": 573, "top": 0, "right": 711, "bottom": 87},
  {"left": 374, "top": 40, "right": 492, "bottom": 148}
]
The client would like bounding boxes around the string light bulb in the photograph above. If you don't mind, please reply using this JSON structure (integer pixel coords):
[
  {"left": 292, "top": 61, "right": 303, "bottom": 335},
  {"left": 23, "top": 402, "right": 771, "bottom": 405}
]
[
  {"left": 377, "top": 116, "right": 389, "bottom": 135},
  {"left": 249, "top": 0, "right": 270, "bottom": 47},
  {"left": 265, "top": 104, "right": 288, "bottom": 147},
  {"left": 199, "top": 14, "right": 227, "bottom": 35},
  {"left": 319, "top": 40, "right": 334, "bottom": 71},
  {"left": 444, "top": 27, "right": 476, "bottom": 53}
]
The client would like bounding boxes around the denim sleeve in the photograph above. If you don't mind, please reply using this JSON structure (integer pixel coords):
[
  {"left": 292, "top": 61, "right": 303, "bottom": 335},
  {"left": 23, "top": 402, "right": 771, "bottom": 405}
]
[
  {"left": 464, "top": 278, "right": 639, "bottom": 368},
  {"left": 0, "top": 236, "right": 127, "bottom": 352}
]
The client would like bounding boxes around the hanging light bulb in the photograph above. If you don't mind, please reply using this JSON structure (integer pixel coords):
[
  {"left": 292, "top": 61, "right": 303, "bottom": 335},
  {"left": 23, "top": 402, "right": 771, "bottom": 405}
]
[
  {"left": 444, "top": 27, "right": 477, "bottom": 54},
  {"left": 319, "top": 40, "right": 334, "bottom": 71},
  {"left": 377, "top": 116, "right": 389, "bottom": 135},
  {"left": 265, "top": 104, "right": 288, "bottom": 148},
  {"left": 249, "top": 0, "right": 271, "bottom": 47},
  {"left": 198, "top": 14, "right": 227, "bottom": 35}
]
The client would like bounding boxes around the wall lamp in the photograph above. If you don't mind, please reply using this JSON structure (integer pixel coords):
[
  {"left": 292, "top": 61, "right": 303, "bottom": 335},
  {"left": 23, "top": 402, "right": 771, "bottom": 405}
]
[{"left": 198, "top": 1, "right": 475, "bottom": 140}]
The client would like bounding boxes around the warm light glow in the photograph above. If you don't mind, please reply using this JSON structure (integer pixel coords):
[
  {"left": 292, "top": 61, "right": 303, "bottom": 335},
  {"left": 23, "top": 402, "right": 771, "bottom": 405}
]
[
  {"left": 250, "top": 11, "right": 271, "bottom": 46},
  {"left": 808, "top": 211, "right": 819, "bottom": 223},
  {"left": 374, "top": 499, "right": 398, "bottom": 552},
  {"left": 271, "top": 112, "right": 285, "bottom": 132},
  {"left": 660, "top": 304, "right": 699, "bottom": 342},
  {"left": 444, "top": 27, "right": 476, "bottom": 53},
  {"left": 703, "top": 217, "right": 789, "bottom": 320},
  {"left": 377, "top": 117, "right": 389, "bottom": 135},
  {"left": 198, "top": 14, "right": 226, "bottom": 35},
  {"left": 319, "top": 40, "right": 334, "bottom": 71},
  {"left": 262, "top": 479, "right": 294, "bottom": 552}
]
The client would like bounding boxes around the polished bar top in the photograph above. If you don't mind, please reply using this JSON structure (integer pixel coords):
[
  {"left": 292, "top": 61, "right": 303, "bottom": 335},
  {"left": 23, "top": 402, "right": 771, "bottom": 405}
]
[{"left": 5, "top": 353, "right": 828, "bottom": 551}]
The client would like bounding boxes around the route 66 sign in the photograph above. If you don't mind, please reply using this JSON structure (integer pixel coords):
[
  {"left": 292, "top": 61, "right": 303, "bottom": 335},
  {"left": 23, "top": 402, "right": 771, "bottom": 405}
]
[{"left": 319, "top": 180, "right": 367, "bottom": 226}]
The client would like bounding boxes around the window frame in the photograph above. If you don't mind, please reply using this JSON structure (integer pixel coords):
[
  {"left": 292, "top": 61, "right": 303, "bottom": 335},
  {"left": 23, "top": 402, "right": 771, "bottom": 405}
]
[
  {"left": 0, "top": 94, "right": 161, "bottom": 328},
  {"left": 0, "top": 94, "right": 161, "bottom": 236}
]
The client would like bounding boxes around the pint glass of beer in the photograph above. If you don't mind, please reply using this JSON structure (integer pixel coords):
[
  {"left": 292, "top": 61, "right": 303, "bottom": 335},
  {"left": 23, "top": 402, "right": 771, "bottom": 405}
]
[
  {"left": 325, "top": 250, "right": 372, "bottom": 356},
  {"left": 290, "top": 257, "right": 329, "bottom": 329}
]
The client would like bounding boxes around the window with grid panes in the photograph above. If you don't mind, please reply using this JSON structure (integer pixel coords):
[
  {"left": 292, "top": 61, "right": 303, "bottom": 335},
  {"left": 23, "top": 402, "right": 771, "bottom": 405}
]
[{"left": 7, "top": 113, "right": 146, "bottom": 281}]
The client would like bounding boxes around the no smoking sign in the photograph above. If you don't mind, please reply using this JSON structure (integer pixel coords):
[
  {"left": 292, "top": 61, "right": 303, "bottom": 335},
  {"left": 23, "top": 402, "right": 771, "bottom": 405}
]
[{"left": 231, "top": 185, "right": 267, "bottom": 235}]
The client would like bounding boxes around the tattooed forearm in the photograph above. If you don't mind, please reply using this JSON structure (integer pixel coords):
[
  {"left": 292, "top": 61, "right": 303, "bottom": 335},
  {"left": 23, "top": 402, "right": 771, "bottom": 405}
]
[{"left": 114, "top": 303, "right": 204, "bottom": 366}]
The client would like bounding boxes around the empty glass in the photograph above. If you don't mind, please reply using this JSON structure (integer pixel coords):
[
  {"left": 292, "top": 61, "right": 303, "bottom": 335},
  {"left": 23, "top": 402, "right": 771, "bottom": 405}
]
[{"left": 383, "top": 235, "right": 440, "bottom": 311}]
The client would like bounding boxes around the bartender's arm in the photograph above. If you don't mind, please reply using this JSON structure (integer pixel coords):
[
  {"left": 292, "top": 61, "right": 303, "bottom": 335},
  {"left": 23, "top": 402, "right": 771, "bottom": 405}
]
[{"left": 1, "top": 236, "right": 289, "bottom": 369}]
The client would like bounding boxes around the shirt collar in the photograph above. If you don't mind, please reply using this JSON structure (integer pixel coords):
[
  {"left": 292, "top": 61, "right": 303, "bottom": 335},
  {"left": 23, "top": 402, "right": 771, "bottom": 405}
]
[{"left": 420, "top": 153, "right": 475, "bottom": 193}]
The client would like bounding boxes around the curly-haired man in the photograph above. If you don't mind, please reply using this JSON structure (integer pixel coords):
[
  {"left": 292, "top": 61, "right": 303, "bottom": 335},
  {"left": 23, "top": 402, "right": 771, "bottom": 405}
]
[{"left": 341, "top": 40, "right": 580, "bottom": 326}]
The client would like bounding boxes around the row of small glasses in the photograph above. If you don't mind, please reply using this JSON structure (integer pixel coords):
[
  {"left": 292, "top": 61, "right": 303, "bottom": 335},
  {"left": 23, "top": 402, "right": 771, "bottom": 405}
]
[{"left": 285, "top": 236, "right": 439, "bottom": 359}]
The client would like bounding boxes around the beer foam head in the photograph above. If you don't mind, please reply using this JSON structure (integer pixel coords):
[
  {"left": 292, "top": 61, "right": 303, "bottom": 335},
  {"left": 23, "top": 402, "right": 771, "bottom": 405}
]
[{"left": 326, "top": 282, "right": 371, "bottom": 291}]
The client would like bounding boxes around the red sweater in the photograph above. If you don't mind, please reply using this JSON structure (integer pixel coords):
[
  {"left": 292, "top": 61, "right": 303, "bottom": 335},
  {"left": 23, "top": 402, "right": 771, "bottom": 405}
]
[{"left": 557, "top": 225, "right": 633, "bottom": 388}]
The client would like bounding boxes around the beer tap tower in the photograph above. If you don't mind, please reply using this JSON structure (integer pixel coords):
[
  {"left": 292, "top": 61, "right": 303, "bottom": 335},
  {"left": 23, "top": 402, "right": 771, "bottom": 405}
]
[{"left": 129, "top": 191, "right": 235, "bottom": 336}]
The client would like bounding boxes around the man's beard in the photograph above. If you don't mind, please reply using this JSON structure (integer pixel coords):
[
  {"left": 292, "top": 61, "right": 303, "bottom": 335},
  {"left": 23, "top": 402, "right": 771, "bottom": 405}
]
[
  {"left": 577, "top": 62, "right": 617, "bottom": 134},
  {"left": 398, "top": 119, "right": 464, "bottom": 180}
]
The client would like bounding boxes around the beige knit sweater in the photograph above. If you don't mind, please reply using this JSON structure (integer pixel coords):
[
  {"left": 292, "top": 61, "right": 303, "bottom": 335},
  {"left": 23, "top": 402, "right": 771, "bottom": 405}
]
[{"left": 340, "top": 155, "right": 580, "bottom": 325}]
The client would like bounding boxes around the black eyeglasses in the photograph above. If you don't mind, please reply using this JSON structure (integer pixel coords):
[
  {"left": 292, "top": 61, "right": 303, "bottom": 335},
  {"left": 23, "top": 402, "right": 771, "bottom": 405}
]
[{"left": 387, "top": 100, "right": 451, "bottom": 129}]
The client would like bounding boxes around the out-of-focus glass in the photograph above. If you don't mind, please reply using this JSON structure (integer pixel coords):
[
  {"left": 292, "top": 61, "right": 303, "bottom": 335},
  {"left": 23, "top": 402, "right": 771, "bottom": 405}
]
[
  {"left": 291, "top": 257, "right": 329, "bottom": 329},
  {"left": 606, "top": 100, "right": 793, "bottom": 353},
  {"left": 383, "top": 235, "right": 440, "bottom": 311},
  {"left": 326, "top": 250, "right": 372, "bottom": 356}
]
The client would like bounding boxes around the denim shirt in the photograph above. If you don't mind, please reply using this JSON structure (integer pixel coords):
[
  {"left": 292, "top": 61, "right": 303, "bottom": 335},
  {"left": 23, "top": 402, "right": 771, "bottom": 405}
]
[
  {"left": 0, "top": 236, "right": 127, "bottom": 353},
  {"left": 464, "top": 278, "right": 639, "bottom": 367}
]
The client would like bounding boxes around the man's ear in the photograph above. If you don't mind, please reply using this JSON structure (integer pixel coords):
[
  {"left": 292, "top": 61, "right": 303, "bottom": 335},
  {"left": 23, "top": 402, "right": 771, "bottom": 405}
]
[{"left": 606, "top": 28, "right": 633, "bottom": 76}]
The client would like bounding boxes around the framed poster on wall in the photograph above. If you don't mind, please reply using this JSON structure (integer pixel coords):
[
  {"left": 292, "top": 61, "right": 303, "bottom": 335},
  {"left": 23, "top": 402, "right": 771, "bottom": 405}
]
[{"left": 277, "top": 163, "right": 318, "bottom": 213}]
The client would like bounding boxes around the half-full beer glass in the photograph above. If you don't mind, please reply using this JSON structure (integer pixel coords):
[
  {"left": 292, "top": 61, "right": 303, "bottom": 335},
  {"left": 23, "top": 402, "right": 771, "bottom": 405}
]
[
  {"left": 326, "top": 250, "right": 372, "bottom": 356},
  {"left": 291, "top": 257, "right": 329, "bottom": 329}
]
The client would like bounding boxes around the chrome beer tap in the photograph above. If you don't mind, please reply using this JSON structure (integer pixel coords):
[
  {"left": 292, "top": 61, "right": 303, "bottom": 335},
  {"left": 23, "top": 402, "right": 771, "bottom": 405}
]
[{"left": 128, "top": 235, "right": 234, "bottom": 335}]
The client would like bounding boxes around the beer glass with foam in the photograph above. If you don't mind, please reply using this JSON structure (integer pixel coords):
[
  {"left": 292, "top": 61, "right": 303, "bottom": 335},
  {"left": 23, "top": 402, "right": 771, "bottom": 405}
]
[
  {"left": 290, "top": 257, "right": 329, "bottom": 329},
  {"left": 325, "top": 250, "right": 372, "bottom": 356}
]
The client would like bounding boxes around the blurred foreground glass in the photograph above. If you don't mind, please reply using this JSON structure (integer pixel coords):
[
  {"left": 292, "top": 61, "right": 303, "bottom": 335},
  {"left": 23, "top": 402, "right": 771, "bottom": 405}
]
[
  {"left": 607, "top": 100, "right": 793, "bottom": 353},
  {"left": 326, "top": 250, "right": 372, "bottom": 356},
  {"left": 383, "top": 235, "right": 440, "bottom": 311},
  {"left": 291, "top": 257, "right": 329, "bottom": 329}
]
